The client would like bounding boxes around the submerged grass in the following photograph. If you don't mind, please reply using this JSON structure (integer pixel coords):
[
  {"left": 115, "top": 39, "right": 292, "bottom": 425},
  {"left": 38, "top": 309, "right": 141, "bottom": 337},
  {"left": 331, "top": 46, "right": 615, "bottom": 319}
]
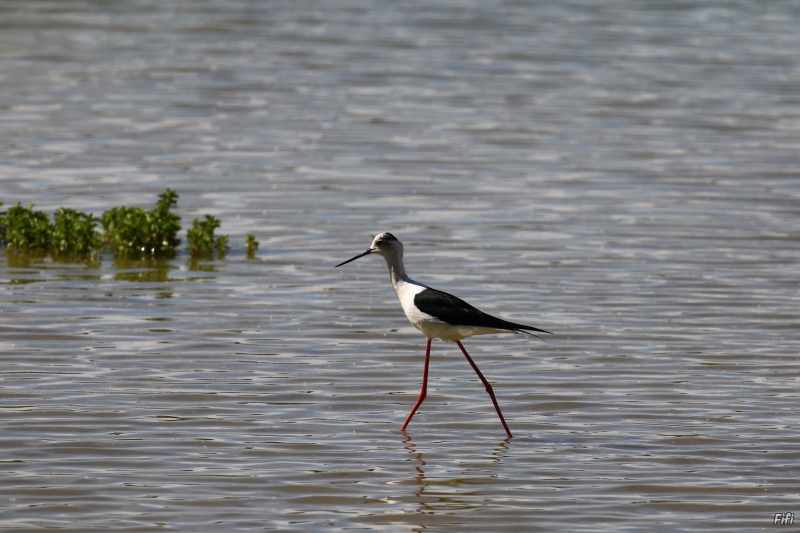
[{"left": 0, "top": 190, "right": 255, "bottom": 264}]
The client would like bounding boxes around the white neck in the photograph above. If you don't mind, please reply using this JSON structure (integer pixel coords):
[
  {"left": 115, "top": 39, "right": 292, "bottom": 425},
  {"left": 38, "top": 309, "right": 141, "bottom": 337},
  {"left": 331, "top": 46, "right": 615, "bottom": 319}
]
[{"left": 381, "top": 251, "right": 410, "bottom": 290}]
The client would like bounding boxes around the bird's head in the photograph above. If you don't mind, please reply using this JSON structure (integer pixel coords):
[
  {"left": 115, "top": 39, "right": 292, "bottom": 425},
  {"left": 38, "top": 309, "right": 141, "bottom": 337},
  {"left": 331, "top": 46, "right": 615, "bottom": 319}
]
[{"left": 335, "top": 232, "right": 403, "bottom": 267}]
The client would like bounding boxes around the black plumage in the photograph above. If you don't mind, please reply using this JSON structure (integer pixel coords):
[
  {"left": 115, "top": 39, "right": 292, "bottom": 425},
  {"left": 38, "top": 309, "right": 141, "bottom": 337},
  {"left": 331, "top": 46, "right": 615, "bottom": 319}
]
[{"left": 414, "top": 288, "right": 552, "bottom": 336}]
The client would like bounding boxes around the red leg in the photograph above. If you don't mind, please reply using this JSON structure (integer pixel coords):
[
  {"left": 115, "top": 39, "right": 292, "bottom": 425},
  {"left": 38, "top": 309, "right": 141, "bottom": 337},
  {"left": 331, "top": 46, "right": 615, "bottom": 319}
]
[
  {"left": 402, "top": 338, "right": 432, "bottom": 431},
  {"left": 456, "top": 340, "right": 513, "bottom": 438}
]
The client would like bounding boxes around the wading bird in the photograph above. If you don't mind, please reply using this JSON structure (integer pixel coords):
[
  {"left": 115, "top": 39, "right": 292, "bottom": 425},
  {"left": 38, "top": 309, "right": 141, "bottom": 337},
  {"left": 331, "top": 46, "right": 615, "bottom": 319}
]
[{"left": 335, "top": 232, "right": 551, "bottom": 438}]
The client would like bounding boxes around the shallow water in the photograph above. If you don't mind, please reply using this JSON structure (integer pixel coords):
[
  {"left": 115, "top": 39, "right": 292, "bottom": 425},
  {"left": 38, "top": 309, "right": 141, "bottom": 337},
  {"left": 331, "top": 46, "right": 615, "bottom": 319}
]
[{"left": 1, "top": 0, "right": 799, "bottom": 531}]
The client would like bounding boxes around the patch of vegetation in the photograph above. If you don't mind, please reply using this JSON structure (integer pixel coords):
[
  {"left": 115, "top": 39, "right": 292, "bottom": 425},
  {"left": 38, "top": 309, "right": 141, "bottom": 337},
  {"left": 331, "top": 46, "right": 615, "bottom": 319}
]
[
  {"left": 186, "top": 215, "right": 229, "bottom": 259},
  {"left": 52, "top": 208, "right": 103, "bottom": 259},
  {"left": 245, "top": 233, "right": 259, "bottom": 259},
  {"left": 0, "top": 203, "right": 102, "bottom": 263},
  {"left": 0, "top": 203, "right": 53, "bottom": 252},
  {"left": 1, "top": 190, "right": 252, "bottom": 267},
  {"left": 101, "top": 189, "right": 181, "bottom": 258}
]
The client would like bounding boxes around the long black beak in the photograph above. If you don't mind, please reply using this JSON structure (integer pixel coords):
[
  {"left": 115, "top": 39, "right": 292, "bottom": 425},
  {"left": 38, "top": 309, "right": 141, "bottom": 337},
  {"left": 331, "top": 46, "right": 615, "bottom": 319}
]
[{"left": 335, "top": 249, "right": 373, "bottom": 268}]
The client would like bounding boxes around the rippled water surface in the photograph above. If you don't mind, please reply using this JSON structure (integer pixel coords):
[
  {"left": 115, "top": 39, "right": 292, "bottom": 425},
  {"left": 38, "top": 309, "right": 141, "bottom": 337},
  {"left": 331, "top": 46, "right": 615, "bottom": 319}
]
[{"left": 1, "top": 1, "right": 799, "bottom": 531}]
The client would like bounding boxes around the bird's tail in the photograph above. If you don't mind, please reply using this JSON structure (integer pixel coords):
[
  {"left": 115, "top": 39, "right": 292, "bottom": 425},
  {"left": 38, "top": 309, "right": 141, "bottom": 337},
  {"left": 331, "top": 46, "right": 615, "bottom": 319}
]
[
  {"left": 509, "top": 324, "right": 553, "bottom": 341},
  {"left": 516, "top": 329, "right": 548, "bottom": 341}
]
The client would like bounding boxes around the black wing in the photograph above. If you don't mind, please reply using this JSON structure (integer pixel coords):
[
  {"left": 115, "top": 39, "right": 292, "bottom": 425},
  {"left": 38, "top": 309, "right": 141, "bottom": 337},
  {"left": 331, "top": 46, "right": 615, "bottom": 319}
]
[{"left": 414, "top": 287, "right": 552, "bottom": 335}]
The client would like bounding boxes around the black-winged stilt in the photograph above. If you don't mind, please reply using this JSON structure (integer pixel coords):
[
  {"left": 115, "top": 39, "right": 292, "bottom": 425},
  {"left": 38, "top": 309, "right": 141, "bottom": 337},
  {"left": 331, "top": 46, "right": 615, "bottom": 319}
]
[{"left": 335, "top": 232, "right": 552, "bottom": 438}]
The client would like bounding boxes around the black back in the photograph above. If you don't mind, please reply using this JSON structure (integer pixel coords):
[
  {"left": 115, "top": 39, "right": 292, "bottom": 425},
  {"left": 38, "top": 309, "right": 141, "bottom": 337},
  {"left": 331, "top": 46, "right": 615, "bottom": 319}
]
[{"left": 414, "top": 287, "right": 551, "bottom": 334}]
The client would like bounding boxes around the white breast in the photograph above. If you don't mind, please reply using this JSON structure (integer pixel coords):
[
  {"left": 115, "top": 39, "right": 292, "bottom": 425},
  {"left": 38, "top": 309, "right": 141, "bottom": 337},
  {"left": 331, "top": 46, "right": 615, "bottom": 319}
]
[
  {"left": 393, "top": 279, "right": 474, "bottom": 341},
  {"left": 394, "top": 279, "right": 431, "bottom": 326}
]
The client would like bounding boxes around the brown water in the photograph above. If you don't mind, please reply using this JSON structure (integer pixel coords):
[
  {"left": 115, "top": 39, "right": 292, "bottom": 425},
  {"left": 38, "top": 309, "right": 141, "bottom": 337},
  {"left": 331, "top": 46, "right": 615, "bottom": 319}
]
[{"left": 1, "top": 1, "right": 799, "bottom": 531}]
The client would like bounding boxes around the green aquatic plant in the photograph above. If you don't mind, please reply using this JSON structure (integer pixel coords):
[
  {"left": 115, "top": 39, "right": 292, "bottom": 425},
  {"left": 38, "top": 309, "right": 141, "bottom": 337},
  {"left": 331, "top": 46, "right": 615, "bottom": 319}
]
[
  {"left": 0, "top": 203, "right": 101, "bottom": 264},
  {"left": 186, "top": 215, "right": 228, "bottom": 258},
  {"left": 245, "top": 233, "right": 259, "bottom": 259},
  {"left": 1, "top": 190, "right": 247, "bottom": 267},
  {"left": 101, "top": 189, "right": 181, "bottom": 257},
  {"left": 52, "top": 208, "right": 102, "bottom": 259},
  {"left": 0, "top": 203, "right": 53, "bottom": 252}
]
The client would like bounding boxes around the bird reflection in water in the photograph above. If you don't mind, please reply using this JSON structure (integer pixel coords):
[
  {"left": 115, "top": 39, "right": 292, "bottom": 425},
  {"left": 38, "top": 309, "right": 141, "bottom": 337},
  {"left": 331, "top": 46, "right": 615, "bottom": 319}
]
[
  {"left": 402, "top": 433, "right": 431, "bottom": 520},
  {"left": 401, "top": 432, "right": 513, "bottom": 526}
]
